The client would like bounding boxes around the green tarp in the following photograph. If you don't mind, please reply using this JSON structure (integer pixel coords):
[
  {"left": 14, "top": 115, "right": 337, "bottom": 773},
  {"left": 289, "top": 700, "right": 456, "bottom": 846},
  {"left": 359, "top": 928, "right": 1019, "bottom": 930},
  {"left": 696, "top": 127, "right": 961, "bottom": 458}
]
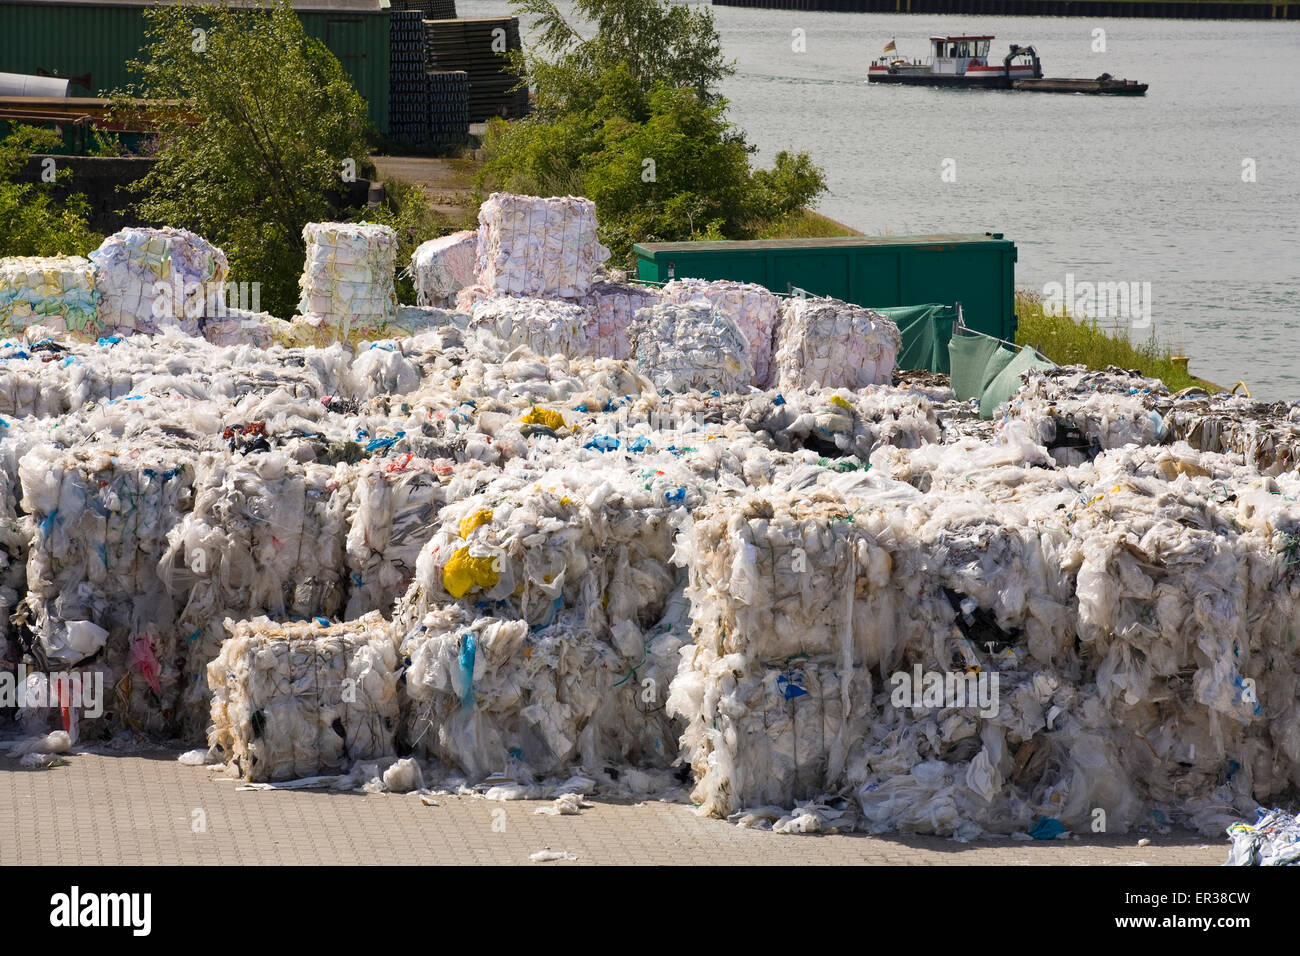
[
  {"left": 948, "top": 330, "right": 1056, "bottom": 420},
  {"left": 874, "top": 303, "right": 959, "bottom": 374}
]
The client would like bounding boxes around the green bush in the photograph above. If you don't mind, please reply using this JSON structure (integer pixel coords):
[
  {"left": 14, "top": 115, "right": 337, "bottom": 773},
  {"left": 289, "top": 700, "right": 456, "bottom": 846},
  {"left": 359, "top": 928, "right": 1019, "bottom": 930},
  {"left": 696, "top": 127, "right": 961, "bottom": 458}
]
[
  {"left": 481, "top": 0, "right": 828, "bottom": 267},
  {"left": 122, "top": 0, "right": 375, "bottom": 316},
  {"left": 0, "top": 126, "right": 102, "bottom": 258}
]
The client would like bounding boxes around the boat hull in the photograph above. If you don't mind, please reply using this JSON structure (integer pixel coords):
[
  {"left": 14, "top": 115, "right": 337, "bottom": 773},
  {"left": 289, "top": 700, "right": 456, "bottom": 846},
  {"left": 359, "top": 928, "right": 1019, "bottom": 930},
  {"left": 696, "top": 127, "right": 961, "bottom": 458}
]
[{"left": 867, "top": 72, "right": 1013, "bottom": 89}]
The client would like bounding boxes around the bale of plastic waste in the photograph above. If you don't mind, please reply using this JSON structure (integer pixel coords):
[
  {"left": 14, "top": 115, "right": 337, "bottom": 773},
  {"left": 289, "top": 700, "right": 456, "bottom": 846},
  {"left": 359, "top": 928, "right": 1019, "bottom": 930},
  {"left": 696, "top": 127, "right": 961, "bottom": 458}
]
[
  {"left": 90, "top": 227, "right": 229, "bottom": 336},
  {"left": 475, "top": 193, "right": 609, "bottom": 299},
  {"left": 408, "top": 230, "right": 477, "bottom": 308},
  {"left": 661, "top": 278, "right": 780, "bottom": 387},
  {"left": 344, "top": 455, "right": 448, "bottom": 618},
  {"left": 630, "top": 302, "right": 753, "bottom": 394},
  {"left": 207, "top": 612, "right": 400, "bottom": 782},
  {"left": 0, "top": 256, "right": 100, "bottom": 338},
  {"left": 158, "top": 451, "right": 357, "bottom": 733},
  {"left": 578, "top": 279, "right": 662, "bottom": 360},
  {"left": 772, "top": 295, "right": 900, "bottom": 391},
  {"left": 467, "top": 296, "right": 589, "bottom": 359},
  {"left": 19, "top": 442, "right": 196, "bottom": 734},
  {"left": 297, "top": 222, "right": 398, "bottom": 341}
]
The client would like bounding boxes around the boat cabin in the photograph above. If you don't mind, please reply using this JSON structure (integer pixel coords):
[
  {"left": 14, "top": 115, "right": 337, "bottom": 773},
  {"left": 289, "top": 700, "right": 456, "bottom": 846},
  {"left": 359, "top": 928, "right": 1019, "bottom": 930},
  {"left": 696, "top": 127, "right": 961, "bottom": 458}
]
[{"left": 930, "top": 35, "right": 992, "bottom": 73}]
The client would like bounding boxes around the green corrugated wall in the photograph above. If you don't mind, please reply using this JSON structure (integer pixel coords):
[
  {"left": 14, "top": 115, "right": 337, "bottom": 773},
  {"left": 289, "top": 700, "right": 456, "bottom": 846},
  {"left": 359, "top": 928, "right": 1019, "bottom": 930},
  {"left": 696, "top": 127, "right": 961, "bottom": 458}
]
[{"left": 0, "top": 2, "right": 390, "bottom": 133}]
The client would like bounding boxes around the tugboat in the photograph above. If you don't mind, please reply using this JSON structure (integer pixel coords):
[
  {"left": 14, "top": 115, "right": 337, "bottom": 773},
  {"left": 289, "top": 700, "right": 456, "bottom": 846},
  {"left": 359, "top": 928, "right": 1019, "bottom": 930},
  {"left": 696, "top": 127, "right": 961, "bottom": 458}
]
[{"left": 868, "top": 36, "right": 1147, "bottom": 95}]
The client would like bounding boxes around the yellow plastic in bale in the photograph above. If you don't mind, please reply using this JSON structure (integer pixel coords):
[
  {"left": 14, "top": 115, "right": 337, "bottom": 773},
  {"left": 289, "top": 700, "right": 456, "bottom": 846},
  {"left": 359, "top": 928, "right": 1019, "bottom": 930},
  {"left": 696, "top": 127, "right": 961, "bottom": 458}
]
[
  {"left": 829, "top": 395, "right": 854, "bottom": 411},
  {"left": 459, "top": 509, "right": 494, "bottom": 538},
  {"left": 442, "top": 547, "right": 500, "bottom": 598},
  {"left": 520, "top": 407, "right": 565, "bottom": 430}
]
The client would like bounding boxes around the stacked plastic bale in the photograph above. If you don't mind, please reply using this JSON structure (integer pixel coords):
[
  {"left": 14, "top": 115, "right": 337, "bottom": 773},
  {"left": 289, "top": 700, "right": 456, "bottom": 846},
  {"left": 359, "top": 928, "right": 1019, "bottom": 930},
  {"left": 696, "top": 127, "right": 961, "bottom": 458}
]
[
  {"left": 630, "top": 302, "right": 753, "bottom": 394},
  {"left": 90, "top": 227, "right": 229, "bottom": 336},
  {"left": 466, "top": 296, "right": 589, "bottom": 359},
  {"left": 408, "top": 231, "right": 477, "bottom": 308},
  {"left": 667, "top": 480, "right": 921, "bottom": 816},
  {"left": 741, "top": 388, "right": 940, "bottom": 462},
  {"left": 18, "top": 442, "right": 196, "bottom": 735},
  {"left": 392, "top": 462, "right": 702, "bottom": 784},
  {"left": 207, "top": 612, "right": 401, "bottom": 781},
  {"left": 772, "top": 295, "right": 901, "bottom": 391},
  {"left": 399, "top": 605, "right": 620, "bottom": 783},
  {"left": 660, "top": 278, "right": 780, "bottom": 388},
  {"left": 156, "top": 450, "right": 358, "bottom": 735},
  {"left": 297, "top": 222, "right": 398, "bottom": 342},
  {"left": 1006, "top": 365, "right": 1169, "bottom": 466},
  {"left": 0, "top": 256, "right": 100, "bottom": 339},
  {"left": 577, "top": 279, "right": 661, "bottom": 360},
  {"left": 343, "top": 455, "right": 450, "bottom": 618},
  {"left": 1060, "top": 448, "right": 1295, "bottom": 833},
  {"left": 474, "top": 193, "right": 609, "bottom": 299}
]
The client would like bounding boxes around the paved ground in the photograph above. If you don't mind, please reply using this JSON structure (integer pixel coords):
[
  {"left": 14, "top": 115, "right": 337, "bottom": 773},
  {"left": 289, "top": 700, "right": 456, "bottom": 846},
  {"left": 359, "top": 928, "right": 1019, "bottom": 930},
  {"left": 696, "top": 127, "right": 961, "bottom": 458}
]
[{"left": 0, "top": 749, "right": 1228, "bottom": 865}]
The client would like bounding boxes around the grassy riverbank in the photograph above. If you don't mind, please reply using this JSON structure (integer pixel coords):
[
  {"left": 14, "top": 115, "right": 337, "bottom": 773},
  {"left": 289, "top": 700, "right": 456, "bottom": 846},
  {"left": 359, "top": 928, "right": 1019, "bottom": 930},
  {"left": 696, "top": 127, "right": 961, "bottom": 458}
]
[{"left": 1014, "top": 290, "right": 1219, "bottom": 393}]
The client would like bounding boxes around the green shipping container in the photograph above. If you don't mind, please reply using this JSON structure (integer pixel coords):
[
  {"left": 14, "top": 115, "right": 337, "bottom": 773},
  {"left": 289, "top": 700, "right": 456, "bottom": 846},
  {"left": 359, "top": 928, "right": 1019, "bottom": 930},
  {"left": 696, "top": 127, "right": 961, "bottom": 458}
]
[
  {"left": 0, "top": 0, "right": 391, "bottom": 133},
  {"left": 634, "top": 233, "right": 1019, "bottom": 342}
]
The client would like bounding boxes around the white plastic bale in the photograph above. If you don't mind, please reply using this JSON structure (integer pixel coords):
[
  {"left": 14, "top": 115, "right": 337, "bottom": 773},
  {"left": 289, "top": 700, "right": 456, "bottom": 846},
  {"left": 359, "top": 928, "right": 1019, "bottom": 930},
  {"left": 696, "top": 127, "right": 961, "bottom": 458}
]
[
  {"left": 660, "top": 278, "right": 780, "bottom": 387},
  {"left": 408, "top": 230, "right": 477, "bottom": 308},
  {"left": 207, "top": 612, "right": 400, "bottom": 781},
  {"left": 157, "top": 452, "right": 357, "bottom": 734},
  {"left": 577, "top": 280, "right": 662, "bottom": 360},
  {"left": 772, "top": 295, "right": 901, "bottom": 391},
  {"left": 297, "top": 222, "right": 398, "bottom": 340},
  {"left": 90, "top": 228, "right": 229, "bottom": 336},
  {"left": 19, "top": 442, "right": 195, "bottom": 735},
  {"left": 400, "top": 607, "right": 617, "bottom": 782},
  {"left": 467, "top": 296, "right": 589, "bottom": 359},
  {"left": 0, "top": 256, "right": 100, "bottom": 338},
  {"left": 630, "top": 303, "right": 753, "bottom": 395},
  {"left": 474, "top": 193, "right": 610, "bottom": 299},
  {"left": 344, "top": 456, "right": 448, "bottom": 618}
]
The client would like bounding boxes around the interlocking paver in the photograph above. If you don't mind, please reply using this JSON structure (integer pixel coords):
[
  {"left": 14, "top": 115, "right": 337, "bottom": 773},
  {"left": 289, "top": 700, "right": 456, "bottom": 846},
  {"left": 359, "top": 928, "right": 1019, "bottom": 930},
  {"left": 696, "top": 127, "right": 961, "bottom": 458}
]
[{"left": 0, "top": 750, "right": 1228, "bottom": 865}]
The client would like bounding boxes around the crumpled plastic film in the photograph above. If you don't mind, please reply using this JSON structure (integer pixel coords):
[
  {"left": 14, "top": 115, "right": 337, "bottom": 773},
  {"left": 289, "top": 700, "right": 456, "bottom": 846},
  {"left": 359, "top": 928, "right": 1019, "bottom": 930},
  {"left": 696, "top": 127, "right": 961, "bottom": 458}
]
[
  {"left": 408, "top": 230, "right": 477, "bottom": 308},
  {"left": 1226, "top": 808, "right": 1300, "bottom": 866},
  {"left": 298, "top": 222, "right": 398, "bottom": 341},
  {"left": 207, "top": 612, "right": 400, "bottom": 781},
  {"left": 773, "top": 295, "right": 901, "bottom": 391},
  {"left": 661, "top": 278, "right": 780, "bottom": 387},
  {"left": 630, "top": 302, "right": 753, "bottom": 394},
  {"left": 475, "top": 193, "right": 610, "bottom": 299},
  {"left": 90, "top": 227, "right": 229, "bottom": 336},
  {"left": 467, "top": 296, "right": 589, "bottom": 359},
  {"left": 0, "top": 256, "right": 100, "bottom": 338}
]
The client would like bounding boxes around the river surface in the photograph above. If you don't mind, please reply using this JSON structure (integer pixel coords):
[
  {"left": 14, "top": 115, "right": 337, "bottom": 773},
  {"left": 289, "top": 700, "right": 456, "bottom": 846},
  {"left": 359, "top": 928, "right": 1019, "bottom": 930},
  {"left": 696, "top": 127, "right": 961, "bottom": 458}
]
[{"left": 460, "top": 0, "right": 1300, "bottom": 397}]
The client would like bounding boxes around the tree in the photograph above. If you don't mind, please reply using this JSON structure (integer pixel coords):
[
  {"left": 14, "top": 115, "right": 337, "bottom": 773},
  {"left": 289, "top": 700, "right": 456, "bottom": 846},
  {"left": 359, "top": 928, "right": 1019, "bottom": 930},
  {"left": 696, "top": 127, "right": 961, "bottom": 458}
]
[
  {"left": 122, "top": 0, "right": 374, "bottom": 316},
  {"left": 482, "top": 0, "right": 827, "bottom": 266},
  {"left": 0, "top": 126, "right": 102, "bottom": 258}
]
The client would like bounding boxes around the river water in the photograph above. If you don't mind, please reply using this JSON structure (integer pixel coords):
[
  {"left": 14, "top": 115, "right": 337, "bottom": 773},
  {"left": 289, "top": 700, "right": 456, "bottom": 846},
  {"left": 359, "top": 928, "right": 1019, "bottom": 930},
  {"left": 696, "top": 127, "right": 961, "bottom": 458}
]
[{"left": 460, "top": 1, "right": 1300, "bottom": 397}]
